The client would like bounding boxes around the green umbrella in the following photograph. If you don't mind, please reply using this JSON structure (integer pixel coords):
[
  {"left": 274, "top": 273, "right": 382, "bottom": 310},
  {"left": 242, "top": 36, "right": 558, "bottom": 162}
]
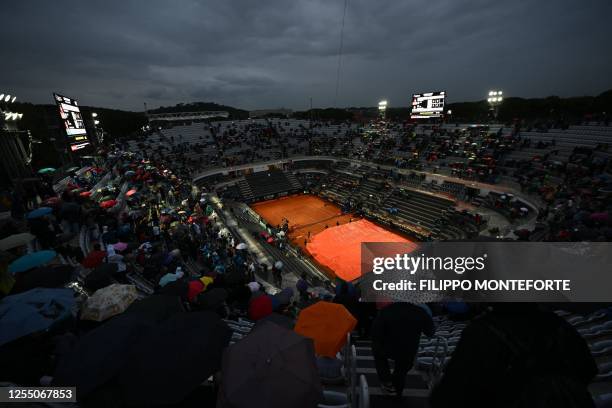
[{"left": 37, "top": 167, "right": 56, "bottom": 174}]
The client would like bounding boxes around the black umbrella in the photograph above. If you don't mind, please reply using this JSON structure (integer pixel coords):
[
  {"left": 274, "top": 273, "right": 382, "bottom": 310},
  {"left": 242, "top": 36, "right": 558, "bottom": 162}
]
[
  {"left": 84, "top": 263, "right": 118, "bottom": 292},
  {"left": 11, "top": 265, "right": 74, "bottom": 294},
  {"left": 218, "top": 321, "right": 322, "bottom": 408},
  {"left": 195, "top": 288, "right": 228, "bottom": 311},
  {"left": 119, "top": 311, "right": 231, "bottom": 406},
  {"left": 53, "top": 312, "right": 157, "bottom": 397},
  {"left": 157, "top": 279, "right": 189, "bottom": 300},
  {"left": 254, "top": 312, "right": 295, "bottom": 331},
  {"left": 125, "top": 295, "right": 185, "bottom": 323}
]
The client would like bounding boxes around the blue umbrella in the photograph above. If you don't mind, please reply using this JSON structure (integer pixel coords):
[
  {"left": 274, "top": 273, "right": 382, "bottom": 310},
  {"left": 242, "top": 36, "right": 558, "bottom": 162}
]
[
  {"left": 0, "top": 288, "right": 75, "bottom": 346},
  {"left": 8, "top": 250, "right": 57, "bottom": 274},
  {"left": 27, "top": 207, "right": 53, "bottom": 219}
]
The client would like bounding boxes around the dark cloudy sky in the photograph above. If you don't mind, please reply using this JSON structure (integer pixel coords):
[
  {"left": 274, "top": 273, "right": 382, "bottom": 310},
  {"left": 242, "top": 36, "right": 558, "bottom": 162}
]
[{"left": 2, "top": 0, "right": 611, "bottom": 111}]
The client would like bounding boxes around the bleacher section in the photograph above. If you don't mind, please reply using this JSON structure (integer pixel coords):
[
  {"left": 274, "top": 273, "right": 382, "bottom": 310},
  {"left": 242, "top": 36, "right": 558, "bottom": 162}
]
[
  {"left": 242, "top": 170, "right": 302, "bottom": 202},
  {"left": 384, "top": 189, "right": 454, "bottom": 233}
]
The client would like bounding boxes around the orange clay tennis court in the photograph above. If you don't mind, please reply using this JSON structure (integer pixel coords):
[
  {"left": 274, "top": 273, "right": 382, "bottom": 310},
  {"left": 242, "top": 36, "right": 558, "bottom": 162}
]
[{"left": 251, "top": 194, "right": 415, "bottom": 281}]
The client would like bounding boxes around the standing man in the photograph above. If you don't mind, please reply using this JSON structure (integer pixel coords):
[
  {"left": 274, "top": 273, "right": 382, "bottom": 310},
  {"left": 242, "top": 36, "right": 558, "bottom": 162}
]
[{"left": 371, "top": 302, "right": 434, "bottom": 397}]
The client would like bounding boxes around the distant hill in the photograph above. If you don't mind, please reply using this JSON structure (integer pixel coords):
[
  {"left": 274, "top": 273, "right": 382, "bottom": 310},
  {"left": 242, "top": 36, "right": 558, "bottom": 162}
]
[
  {"left": 148, "top": 101, "right": 249, "bottom": 119},
  {"left": 291, "top": 90, "right": 612, "bottom": 122}
]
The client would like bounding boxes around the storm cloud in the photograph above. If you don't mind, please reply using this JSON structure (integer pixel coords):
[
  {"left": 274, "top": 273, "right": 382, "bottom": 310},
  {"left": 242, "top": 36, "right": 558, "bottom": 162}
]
[{"left": 1, "top": 0, "right": 611, "bottom": 110}]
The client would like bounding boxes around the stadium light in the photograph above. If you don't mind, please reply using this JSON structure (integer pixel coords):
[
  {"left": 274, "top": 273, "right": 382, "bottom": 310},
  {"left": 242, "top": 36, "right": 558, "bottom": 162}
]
[
  {"left": 4, "top": 95, "right": 10, "bottom": 102},
  {"left": 378, "top": 100, "right": 388, "bottom": 110},
  {"left": 94, "top": 120, "right": 100, "bottom": 125},
  {"left": 0, "top": 94, "right": 4, "bottom": 101},
  {"left": 488, "top": 90, "right": 504, "bottom": 121},
  {"left": 11, "top": 96, "right": 16, "bottom": 103},
  {"left": 92, "top": 112, "right": 98, "bottom": 118}
]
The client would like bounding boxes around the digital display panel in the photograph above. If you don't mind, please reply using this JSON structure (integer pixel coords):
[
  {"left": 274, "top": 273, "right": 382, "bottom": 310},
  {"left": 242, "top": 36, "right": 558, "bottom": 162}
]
[
  {"left": 411, "top": 91, "right": 446, "bottom": 119},
  {"left": 54, "top": 93, "right": 90, "bottom": 150}
]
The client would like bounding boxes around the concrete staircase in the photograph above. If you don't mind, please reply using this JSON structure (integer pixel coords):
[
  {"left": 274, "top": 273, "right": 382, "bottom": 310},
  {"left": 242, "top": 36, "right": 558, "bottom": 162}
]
[
  {"left": 238, "top": 179, "right": 254, "bottom": 201},
  {"left": 286, "top": 172, "right": 303, "bottom": 190},
  {"left": 352, "top": 335, "right": 430, "bottom": 408}
]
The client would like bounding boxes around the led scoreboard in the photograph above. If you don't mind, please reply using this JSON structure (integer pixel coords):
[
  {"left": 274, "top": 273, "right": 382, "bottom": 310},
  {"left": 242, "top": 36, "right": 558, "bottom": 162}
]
[
  {"left": 53, "top": 93, "right": 90, "bottom": 152},
  {"left": 411, "top": 91, "right": 446, "bottom": 119}
]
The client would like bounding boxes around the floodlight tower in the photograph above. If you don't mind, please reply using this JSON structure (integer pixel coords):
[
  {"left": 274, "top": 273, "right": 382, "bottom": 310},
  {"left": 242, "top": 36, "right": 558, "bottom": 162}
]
[
  {"left": 92, "top": 112, "right": 103, "bottom": 144},
  {"left": 378, "top": 100, "right": 388, "bottom": 120},
  {"left": 487, "top": 90, "right": 503, "bottom": 121}
]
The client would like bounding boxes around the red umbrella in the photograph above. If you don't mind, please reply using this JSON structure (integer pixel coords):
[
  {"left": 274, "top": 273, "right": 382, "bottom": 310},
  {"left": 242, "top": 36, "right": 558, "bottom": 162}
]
[
  {"left": 126, "top": 189, "right": 137, "bottom": 197},
  {"left": 100, "top": 199, "right": 117, "bottom": 209},
  {"left": 249, "top": 295, "right": 273, "bottom": 321},
  {"left": 80, "top": 191, "right": 92, "bottom": 198},
  {"left": 187, "top": 280, "right": 205, "bottom": 302}
]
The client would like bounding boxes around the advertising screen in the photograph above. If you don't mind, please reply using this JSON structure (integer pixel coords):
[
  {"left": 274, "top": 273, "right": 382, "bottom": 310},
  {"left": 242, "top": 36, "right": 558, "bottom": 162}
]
[
  {"left": 53, "top": 93, "right": 90, "bottom": 150},
  {"left": 411, "top": 91, "right": 446, "bottom": 119}
]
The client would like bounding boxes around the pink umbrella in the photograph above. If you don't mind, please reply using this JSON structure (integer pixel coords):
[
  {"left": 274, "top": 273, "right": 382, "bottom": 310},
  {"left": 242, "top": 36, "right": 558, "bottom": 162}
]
[
  {"left": 114, "top": 242, "right": 128, "bottom": 252},
  {"left": 126, "top": 189, "right": 137, "bottom": 197}
]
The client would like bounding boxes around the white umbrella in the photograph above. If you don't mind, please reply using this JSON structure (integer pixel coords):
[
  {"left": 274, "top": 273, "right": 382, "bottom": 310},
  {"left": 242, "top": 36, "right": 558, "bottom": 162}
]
[
  {"left": 80, "top": 284, "right": 138, "bottom": 322},
  {"left": 0, "top": 233, "right": 35, "bottom": 251},
  {"left": 274, "top": 261, "right": 284, "bottom": 270},
  {"left": 277, "top": 230, "right": 286, "bottom": 237},
  {"left": 520, "top": 207, "right": 529, "bottom": 212},
  {"left": 236, "top": 243, "right": 248, "bottom": 250}
]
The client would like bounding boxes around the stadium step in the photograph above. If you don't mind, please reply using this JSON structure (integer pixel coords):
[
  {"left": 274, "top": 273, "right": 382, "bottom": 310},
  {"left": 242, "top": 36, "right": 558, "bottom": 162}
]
[
  {"left": 286, "top": 172, "right": 303, "bottom": 189},
  {"left": 237, "top": 179, "right": 254, "bottom": 201},
  {"left": 351, "top": 336, "right": 430, "bottom": 408}
]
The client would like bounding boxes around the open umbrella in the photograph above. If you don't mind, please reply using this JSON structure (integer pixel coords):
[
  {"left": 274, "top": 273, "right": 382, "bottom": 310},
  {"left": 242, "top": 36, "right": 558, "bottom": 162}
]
[
  {"left": 124, "top": 170, "right": 136, "bottom": 177},
  {"left": 255, "top": 313, "right": 296, "bottom": 331},
  {"left": 53, "top": 311, "right": 159, "bottom": 397},
  {"left": 84, "top": 263, "right": 118, "bottom": 292},
  {"left": 126, "top": 295, "right": 185, "bottom": 323},
  {"left": 113, "top": 242, "right": 128, "bottom": 252},
  {"left": 274, "top": 261, "right": 283, "bottom": 270},
  {"left": 119, "top": 311, "right": 231, "bottom": 406},
  {"left": 10, "top": 265, "right": 74, "bottom": 294},
  {"left": 0, "top": 233, "right": 35, "bottom": 251},
  {"left": 125, "top": 188, "right": 137, "bottom": 197},
  {"left": 37, "top": 167, "right": 56, "bottom": 174},
  {"left": 235, "top": 242, "right": 247, "bottom": 250},
  {"left": 0, "top": 288, "right": 75, "bottom": 346},
  {"left": 294, "top": 301, "right": 357, "bottom": 357},
  {"left": 80, "top": 284, "right": 139, "bottom": 322},
  {"left": 8, "top": 250, "right": 57, "bottom": 274},
  {"left": 79, "top": 191, "right": 92, "bottom": 198},
  {"left": 100, "top": 199, "right": 117, "bottom": 209},
  {"left": 26, "top": 207, "right": 53, "bottom": 219},
  {"left": 218, "top": 321, "right": 322, "bottom": 408},
  {"left": 42, "top": 197, "right": 61, "bottom": 206}
]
